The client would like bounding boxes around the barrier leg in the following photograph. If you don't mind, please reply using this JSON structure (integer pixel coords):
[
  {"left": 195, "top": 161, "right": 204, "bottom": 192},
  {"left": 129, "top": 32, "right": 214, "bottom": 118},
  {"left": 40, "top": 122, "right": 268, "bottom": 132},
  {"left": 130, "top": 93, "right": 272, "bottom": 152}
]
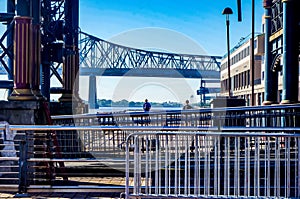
[{"left": 16, "top": 140, "right": 30, "bottom": 197}]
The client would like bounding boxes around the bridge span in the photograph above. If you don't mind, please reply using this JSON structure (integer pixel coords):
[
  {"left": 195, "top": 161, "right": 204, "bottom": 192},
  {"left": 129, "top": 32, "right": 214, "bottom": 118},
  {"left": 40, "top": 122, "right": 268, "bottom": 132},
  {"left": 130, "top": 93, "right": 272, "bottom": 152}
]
[
  {"left": 79, "top": 32, "right": 221, "bottom": 79},
  {"left": 78, "top": 31, "right": 222, "bottom": 108}
]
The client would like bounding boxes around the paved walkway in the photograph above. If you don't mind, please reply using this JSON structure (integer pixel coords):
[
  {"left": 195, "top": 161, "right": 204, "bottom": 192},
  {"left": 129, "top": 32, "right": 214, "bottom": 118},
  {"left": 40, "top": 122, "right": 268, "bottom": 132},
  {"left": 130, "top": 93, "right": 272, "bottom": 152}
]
[
  {"left": 0, "top": 192, "right": 123, "bottom": 199},
  {"left": 0, "top": 177, "right": 128, "bottom": 199}
]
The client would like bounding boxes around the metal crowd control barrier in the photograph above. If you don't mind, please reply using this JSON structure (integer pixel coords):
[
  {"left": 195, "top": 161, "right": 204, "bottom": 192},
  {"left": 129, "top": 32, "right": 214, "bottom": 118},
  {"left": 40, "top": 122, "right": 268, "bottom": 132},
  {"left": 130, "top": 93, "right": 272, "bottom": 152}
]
[
  {"left": 52, "top": 103, "right": 300, "bottom": 128},
  {"left": 0, "top": 125, "right": 134, "bottom": 194},
  {"left": 0, "top": 123, "right": 22, "bottom": 192},
  {"left": 125, "top": 128, "right": 300, "bottom": 199}
]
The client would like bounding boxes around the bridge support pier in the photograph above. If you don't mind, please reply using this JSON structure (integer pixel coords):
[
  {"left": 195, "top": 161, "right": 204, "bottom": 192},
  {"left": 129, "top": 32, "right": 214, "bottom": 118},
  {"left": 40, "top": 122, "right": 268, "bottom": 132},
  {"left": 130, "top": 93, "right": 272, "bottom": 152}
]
[
  {"left": 88, "top": 75, "right": 97, "bottom": 110},
  {"left": 281, "top": 0, "right": 299, "bottom": 104},
  {"left": 263, "top": 0, "right": 278, "bottom": 105}
]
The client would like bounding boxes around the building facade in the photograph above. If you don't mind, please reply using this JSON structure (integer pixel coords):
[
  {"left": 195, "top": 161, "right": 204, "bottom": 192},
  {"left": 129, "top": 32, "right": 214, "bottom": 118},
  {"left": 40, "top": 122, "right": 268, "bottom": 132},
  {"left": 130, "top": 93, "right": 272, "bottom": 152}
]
[
  {"left": 220, "top": 0, "right": 299, "bottom": 106},
  {"left": 220, "top": 34, "right": 265, "bottom": 106}
]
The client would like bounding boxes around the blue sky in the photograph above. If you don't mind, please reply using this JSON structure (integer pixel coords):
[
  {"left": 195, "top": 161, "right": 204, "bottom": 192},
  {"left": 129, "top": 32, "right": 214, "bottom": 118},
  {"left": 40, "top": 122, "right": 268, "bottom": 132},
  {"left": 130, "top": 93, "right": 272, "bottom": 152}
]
[
  {"left": 0, "top": 1, "right": 265, "bottom": 105},
  {"left": 77, "top": 0, "right": 265, "bottom": 106},
  {"left": 79, "top": 0, "right": 264, "bottom": 56}
]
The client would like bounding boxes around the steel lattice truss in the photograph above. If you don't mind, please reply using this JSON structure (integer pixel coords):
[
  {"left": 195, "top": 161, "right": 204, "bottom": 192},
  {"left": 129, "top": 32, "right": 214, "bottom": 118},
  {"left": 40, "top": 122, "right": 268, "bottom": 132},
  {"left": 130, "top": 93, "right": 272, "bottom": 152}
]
[
  {"left": 41, "top": 0, "right": 66, "bottom": 85},
  {"left": 0, "top": 16, "right": 14, "bottom": 77},
  {"left": 79, "top": 31, "right": 222, "bottom": 78}
]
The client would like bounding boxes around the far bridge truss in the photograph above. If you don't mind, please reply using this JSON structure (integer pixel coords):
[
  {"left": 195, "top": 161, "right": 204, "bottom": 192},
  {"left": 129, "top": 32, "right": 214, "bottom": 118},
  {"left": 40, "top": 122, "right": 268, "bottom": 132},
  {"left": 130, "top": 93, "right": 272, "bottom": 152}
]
[{"left": 79, "top": 31, "right": 222, "bottom": 78}]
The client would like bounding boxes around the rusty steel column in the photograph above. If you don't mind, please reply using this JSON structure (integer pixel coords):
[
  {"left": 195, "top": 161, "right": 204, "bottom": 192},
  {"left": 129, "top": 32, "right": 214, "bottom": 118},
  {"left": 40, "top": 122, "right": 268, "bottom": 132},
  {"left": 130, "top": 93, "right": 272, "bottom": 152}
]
[{"left": 8, "top": 16, "right": 36, "bottom": 101}]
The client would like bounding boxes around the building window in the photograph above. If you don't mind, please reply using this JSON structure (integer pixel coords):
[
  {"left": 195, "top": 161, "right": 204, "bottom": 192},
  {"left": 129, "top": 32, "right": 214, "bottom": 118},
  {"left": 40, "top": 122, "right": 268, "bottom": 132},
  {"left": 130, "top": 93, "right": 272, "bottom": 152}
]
[
  {"left": 246, "top": 46, "right": 250, "bottom": 56},
  {"left": 247, "top": 70, "right": 250, "bottom": 86}
]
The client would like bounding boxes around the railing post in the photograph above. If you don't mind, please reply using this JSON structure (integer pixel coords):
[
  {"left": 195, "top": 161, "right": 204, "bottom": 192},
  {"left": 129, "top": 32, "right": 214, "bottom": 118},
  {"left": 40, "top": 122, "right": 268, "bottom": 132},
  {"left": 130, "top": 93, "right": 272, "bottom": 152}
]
[{"left": 17, "top": 140, "right": 29, "bottom": 196}]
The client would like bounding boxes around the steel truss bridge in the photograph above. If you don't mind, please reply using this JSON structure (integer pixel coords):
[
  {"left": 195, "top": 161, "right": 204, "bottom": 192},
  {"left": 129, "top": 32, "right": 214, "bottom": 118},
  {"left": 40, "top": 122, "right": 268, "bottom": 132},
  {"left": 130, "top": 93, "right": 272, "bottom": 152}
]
[
  {"left": 0, "top": 30, "right": 222, "bottom": 78},
  {"left": 79, "top": 32, "right": 222, "bottom": 79},
  {"left": 78, "top": 31, "right": 221, "bottom": 108}
]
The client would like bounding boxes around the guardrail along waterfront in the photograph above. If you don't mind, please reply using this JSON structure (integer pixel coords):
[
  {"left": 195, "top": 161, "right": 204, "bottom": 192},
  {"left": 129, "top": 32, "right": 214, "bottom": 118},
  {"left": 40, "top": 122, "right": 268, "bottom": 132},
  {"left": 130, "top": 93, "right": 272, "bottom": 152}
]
[
  {"left": 1, "top": 125, "right": 300, "bottom": 198},
  {"left": 52, "top": 104, "right": 300, "bottom": 128},
  {"left": 0, "top": 104, "right": 300, "bottom": 197}
]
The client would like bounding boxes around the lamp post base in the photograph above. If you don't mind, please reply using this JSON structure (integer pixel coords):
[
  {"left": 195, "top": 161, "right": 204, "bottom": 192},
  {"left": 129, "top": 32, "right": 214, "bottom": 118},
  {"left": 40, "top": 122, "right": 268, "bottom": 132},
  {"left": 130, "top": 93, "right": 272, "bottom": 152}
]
[
  {"left": 262, "top": 100, "right": 278, "bottom": 105},
  {"left": 280, "top": 100, "right": 298, "bottom": 104}
]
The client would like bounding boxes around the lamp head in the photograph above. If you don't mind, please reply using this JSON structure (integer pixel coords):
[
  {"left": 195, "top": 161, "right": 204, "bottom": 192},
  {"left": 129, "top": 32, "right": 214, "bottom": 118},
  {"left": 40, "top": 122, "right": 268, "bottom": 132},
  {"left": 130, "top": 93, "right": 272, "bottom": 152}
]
[{"left": 222, "top": 7, "right": 233, "bottom": 15}]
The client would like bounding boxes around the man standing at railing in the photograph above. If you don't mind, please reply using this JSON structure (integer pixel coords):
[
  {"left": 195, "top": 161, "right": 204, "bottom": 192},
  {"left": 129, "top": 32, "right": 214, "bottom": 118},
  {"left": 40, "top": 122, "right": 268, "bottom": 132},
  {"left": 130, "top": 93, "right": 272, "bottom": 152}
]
[
  {"left": 143, "top": 99, "right": 151, "bottom": 112},
  {"left": 143, "top": 99, "right": 151, "bottom": 125},
  {"left": 183, "top": 100, "right": 193, "bottom": 110}
]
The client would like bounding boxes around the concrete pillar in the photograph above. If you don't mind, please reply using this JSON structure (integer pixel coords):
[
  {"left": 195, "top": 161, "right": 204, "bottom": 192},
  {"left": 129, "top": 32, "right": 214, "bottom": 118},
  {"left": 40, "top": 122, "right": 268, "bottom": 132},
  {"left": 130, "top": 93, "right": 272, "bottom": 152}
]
[
  {"left": 88, "top": 75, "right": 97, "bottom": 109},
  {"left": 281, "top": 0, "right": 299, "bottom": 104},
  {"left": 8, "top": 16, "right": 36, "bottom": 101},
  {"left": 263, "top": 0, "right": 278, "bottom": 105}
]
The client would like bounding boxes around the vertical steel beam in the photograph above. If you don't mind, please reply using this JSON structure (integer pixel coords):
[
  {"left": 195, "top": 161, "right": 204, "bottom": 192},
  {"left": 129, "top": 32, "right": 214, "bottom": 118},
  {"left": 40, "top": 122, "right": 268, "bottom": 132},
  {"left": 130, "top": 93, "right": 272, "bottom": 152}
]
[
  {"left": 59, "top": 0, "right": 80, "bottom": 102},
  {"left": 6, "top": 0, "right": 15, "bottom": 96},
  {"left": 31, "top": 0, "right": 44, "bottom": 100},
  {"left": 281, "top": 0, "right": 299, "bottom": 104},
  {"left": 15, "top": 0, "right": 30, "bottom": 16},
  {"left": 40, "top": 0, "right": 51, "bottom": 101},
  {"left": 263, "top": 0, "right": 278, "bottom": 105},
  {"left": 41, "top": 63, "right": 51, "bottom": 101},
  {"left": 72, "top": 0, "right": 80, "bottom": 101},
  {"left": 59, "top": 0, "right": 72, "bottom": 101},
  {"left": 251, "top": 0, "right": 255, "bottom": 105}
]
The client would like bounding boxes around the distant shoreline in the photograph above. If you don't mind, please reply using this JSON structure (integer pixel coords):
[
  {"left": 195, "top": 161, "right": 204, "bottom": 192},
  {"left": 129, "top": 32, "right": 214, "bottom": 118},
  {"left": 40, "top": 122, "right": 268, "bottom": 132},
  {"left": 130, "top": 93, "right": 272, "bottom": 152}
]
[{"left": 90, "top": 106, "right": 182, "bottom": 114}]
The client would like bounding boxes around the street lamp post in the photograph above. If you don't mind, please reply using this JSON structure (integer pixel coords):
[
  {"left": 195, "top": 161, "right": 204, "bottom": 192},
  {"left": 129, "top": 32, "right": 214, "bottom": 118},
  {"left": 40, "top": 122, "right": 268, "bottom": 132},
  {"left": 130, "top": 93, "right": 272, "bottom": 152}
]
[{"left": 222, "top": 7, "right": 233, "bottom": 98}]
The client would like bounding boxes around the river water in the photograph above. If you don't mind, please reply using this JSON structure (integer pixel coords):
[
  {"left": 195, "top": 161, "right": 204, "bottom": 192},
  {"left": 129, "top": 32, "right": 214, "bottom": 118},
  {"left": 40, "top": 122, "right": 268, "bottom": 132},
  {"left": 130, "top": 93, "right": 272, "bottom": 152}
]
[{"left": 90, "top": 106, "right": 182, "bottom": 114}]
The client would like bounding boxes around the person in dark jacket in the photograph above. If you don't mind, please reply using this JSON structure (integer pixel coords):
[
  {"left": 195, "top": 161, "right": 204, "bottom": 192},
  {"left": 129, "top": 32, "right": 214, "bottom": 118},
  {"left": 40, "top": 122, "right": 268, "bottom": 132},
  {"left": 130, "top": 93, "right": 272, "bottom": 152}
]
[
  {"left": 143, "top": 99, "right": 151, "bottom": 112},
  {"left": 183, "top": 100, "right": 193, "bottom": 110}
]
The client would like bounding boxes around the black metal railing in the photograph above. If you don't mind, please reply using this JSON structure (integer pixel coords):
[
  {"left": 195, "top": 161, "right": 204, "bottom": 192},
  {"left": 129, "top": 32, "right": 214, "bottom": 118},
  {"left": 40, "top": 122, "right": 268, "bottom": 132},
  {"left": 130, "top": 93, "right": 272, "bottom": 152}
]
[{"left": 52, "top": 104, "right": 300, "bottom": 128}]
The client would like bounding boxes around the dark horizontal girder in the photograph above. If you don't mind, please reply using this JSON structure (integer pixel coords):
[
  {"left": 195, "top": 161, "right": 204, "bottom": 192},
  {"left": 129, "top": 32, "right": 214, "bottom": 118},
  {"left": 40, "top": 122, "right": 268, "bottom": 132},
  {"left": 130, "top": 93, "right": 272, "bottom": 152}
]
[{"left": 80, "top": 68, "right": 220, "bottom": 79}]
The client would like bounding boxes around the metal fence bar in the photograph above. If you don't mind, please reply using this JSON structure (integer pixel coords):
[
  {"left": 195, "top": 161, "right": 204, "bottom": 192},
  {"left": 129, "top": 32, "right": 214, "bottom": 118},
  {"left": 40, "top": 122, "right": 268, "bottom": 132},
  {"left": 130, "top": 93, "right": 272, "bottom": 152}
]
[
  {"left": 125, "top": 130, "right": 300, "bottom": 198},
  {"left": 18, "top": 140, "right": 28, "bottom": 194}
]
